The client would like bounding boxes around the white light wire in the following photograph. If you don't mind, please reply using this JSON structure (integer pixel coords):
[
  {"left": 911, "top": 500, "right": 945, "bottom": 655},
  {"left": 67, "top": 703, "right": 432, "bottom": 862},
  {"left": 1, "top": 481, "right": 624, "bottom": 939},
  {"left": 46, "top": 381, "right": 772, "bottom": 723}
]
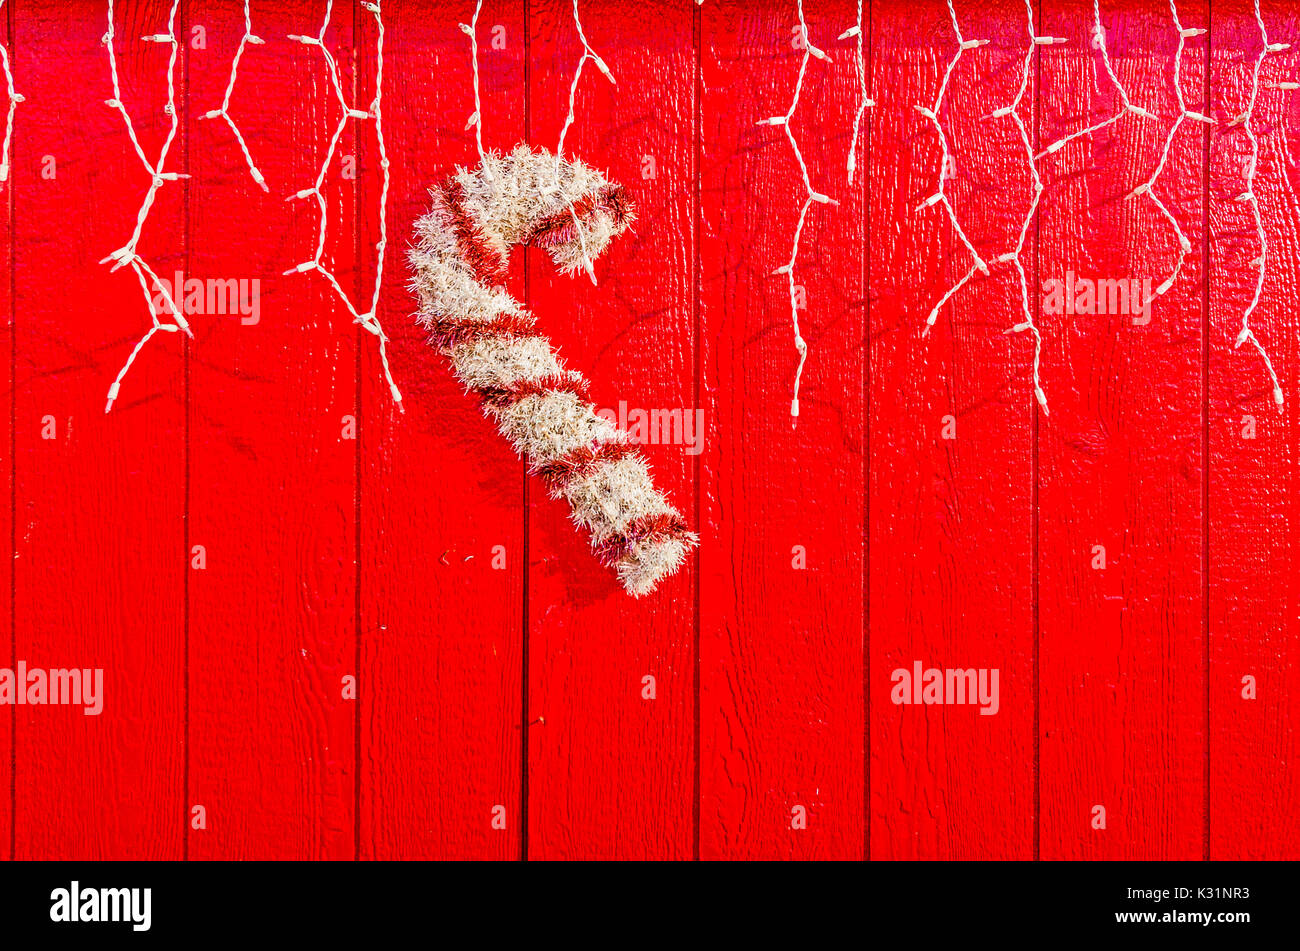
[
  {"left": 286, "top": 0, "right": 402, "bottom": 410},
  {"left": 1227, "top": 0, "right": 1291, "bottom": 408},
  {"left": 199, "top": 0, "right": 268, "bottom": 191},
  {"left": 839, "top": 0, "right": 873, "bottom": 181},
  {"left": 102, "top": 0, "right": 191, "bottom": 414},
  {"left": 0, "top": 0, "right": 22, "bottom": 186},
  {"left": 460, "top": 0, "right": 492, "bottom": 181},
  {"left": 757, "top": 0, "right": 835, "bottom": 420},
  {"left": 988, "top": 0, "right": 1049, "bottom": 412},
  {"left": 1124, "top": 2, "right": 1210, "bottom": 313},
  {"left": 1037, "top": 0, "right": 1157, "bottom": 160},
  {"left": 553, "top": 0, "right": 615, "bottom": 287},
  {"left": 917, "top": 0, "right": 990, "bottom": 347}
]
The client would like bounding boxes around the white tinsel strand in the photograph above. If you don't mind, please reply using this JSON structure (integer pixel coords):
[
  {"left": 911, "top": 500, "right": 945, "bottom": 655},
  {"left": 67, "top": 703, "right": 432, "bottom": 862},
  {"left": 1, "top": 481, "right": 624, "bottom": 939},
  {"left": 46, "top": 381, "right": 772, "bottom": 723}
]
[
  {"left": 757, "top": 0, "right": 836, "bottom": 421},
  {"left": 1227, "top": 0, "right": 1291, "bottom": 408},
  {"left": 102, "top": 0, "right": 192, "bottom": 414},
  {"left": 199, "top": 0, "right": 268, "bottom": 190},
  {"left": 286, "top": 0, "right": 402, "bottom": 410},
  {"left": 409, "top": 146, "right": 697, "bottom": 596},
  {"left": 0, "top": 0, "right": 22, "bottom": 186}
]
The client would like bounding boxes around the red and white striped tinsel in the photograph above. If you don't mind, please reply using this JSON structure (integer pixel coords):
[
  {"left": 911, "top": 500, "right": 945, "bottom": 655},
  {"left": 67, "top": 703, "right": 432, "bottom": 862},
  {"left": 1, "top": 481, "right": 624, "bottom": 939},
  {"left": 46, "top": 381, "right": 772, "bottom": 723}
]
[{"left": 408, "top": 146, "right": 697, "bottom": 597}]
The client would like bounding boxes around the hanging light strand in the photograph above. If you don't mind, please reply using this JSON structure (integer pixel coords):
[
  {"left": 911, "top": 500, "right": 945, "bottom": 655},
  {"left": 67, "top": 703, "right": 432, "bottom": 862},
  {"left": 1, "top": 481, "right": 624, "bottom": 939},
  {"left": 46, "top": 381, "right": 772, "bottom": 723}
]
[
  {"left": 757, "top": 0, "right": 835, "bottom": 420},
  {"left": 0, "top": 0, "right": 22, "bottom": 186},
  {"left": 839, "top": 0, "right": 873, "bottom": 181},
  {"left": 987, "top": 0, "right": 1049, "bottom": 412},
  {"left": 553, "top": 0, "right": 615, "bottom": 287},
  {"left": 1227, "top": 0, "right": 1291, "bottom": 408},
  {"left": 102, "top": 0, "right": 191, "bottom": 414},
  {"left": 917, "top": 0, "right": 990, "bottom": 344},
  {"left": 1124, "top": 1, "right": 1210, "bottom": 312},
  {"left": 199, "top": 0, "right": 268, "bottom": 190},
  {"left": 286, "top": 0, "right": 402, "bottom": 410},
  {"left": 460, "top": 0, "right": 492, "bottom": 180},
  {"left": 1037, "top": 0, "right": 1156, "bottom": 160}
]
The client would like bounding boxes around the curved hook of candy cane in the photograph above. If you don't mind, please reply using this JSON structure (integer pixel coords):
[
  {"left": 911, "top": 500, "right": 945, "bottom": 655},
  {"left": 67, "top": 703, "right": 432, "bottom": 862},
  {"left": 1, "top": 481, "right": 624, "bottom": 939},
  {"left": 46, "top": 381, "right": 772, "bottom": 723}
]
[{"left": 408, "top": 144, "right": 698, "bottom": 597}]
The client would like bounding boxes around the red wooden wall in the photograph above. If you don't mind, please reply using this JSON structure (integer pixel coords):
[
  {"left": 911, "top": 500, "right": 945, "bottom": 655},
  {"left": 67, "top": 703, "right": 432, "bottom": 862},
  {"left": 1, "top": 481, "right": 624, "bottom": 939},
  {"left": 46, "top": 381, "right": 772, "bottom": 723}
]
[{"left": 1, "top": 0, "right": 1297, "bottom": 860}]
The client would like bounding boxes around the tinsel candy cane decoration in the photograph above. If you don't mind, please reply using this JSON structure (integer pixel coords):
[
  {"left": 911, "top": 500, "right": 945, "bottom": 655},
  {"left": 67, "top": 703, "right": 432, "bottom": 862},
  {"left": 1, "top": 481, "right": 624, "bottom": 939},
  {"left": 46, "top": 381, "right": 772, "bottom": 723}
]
[{"left": 408, "top": 145, "right": 698, "bottom": 597}]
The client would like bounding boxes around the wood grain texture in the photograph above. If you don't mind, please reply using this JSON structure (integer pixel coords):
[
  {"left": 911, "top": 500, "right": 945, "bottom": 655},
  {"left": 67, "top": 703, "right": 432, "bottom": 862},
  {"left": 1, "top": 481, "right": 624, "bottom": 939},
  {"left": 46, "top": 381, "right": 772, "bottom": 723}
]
[
  {"left": 524, "top": 0, "right": 697, "bottom": 860},
  {"left": 186, "top": 0, "right": 358, "bottom": 859},
  {"left": 359, "top": 0, "right": 526, "bottom": 861},
  {"left": 699, "top": 0, "right": 865, "bottom": 860},
  {"left": 0, "top": 0, "right": 11, "bottom": 864},
  {"left": 1037, "top": 0, "right": 1206, "bottom": 860},
  {"left": 0, "top": 0, "right": 1297, "bottom": 861},
  {"left": 868, "top": 0, "right": 1034, "bottom": 859},
  {"left": 12, "top": 0, "right": 185, "bottom": 858},
  {"left": 1208, "top": 0, "right": 1300, "bottom": 859}
]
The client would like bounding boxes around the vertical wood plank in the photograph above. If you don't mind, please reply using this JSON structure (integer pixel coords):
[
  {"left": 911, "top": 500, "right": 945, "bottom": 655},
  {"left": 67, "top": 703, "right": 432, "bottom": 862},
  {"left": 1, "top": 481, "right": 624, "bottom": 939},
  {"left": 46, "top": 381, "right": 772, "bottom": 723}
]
[
  {"left": 700, "top": 0, "right": 865, "bottom": 859},
  {"left": 1208, "top": 0, "right": 1300, "bottom": 859},
  {"left": 1037, "top": 0, "right": 1206, "bottom": 859},
  {"left": 867, "top": 0, "right": 1035, "bottom": 859},
  {"left": 0, "top": 0, "right": 13, "bottom": 862},
  {"left": 359, "top": 0, "right": 526, "bottom": 860},
  {"left": 186, "top": 0, "right": 357, "bottom": 858},
  {"left": 12, "top": 0, "right": 184, "bottom": 858},
  {"left": 523, "top": 0, "right": 697, "bottom": 860},
  {"left": 8, "top": 0, "right": 1300, "bottom": 864}
]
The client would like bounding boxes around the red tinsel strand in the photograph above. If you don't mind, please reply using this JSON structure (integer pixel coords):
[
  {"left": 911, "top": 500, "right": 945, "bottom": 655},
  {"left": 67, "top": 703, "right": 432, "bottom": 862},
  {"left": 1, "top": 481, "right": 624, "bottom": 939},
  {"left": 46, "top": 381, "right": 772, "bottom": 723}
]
[
  {"left": 592, "top": 512, "right": 694, "bottom": 566},
  {"left": 479, "top": 372, "right": 591, "bottom": 410},
  {"left": 526, "top": 184, "right": 632, "bottom": 248},
  {"left": 424, "top": 312, "right": 541, "bottom": 350},
  {"left": 533, "top": 439, "right": 638, "bottom": 490},
  {"left": 436, "top": 178, "right": 509, "bottom": 285}
]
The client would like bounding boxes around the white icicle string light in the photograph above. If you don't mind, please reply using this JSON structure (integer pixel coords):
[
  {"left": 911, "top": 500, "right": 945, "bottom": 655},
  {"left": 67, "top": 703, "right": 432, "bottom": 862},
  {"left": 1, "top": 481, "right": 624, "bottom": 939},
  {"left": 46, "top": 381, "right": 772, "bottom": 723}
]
[
  {"left": 286, "top": 0, "right": 402, "bottom": 410},
  {"left": 1036, "top": 0, "right": 1156, "bottom": 160},
  {"left": 839, "top": 0, "right": 873, "bottom": 181},
  {"left": 460, "top": 0, "right": 491, "bottom": 181},
  {"left": 102, "top": 0, "right": 192, "bottom": 414},
  {"left": 757, "top": 0, "right": 835, "bottom": 420},
  {"left": 199, "top": 0, "right": 268, "bottom": 191},
  {"left": 0, "top": 0, "right": 23, "bottom": 186},
  {"left": 917, "top": 0, "right": 989, "bottom": 342},
  {"left": 1226, "top": 0, "right": 1291, "bottom": 408},
  {"left": 987, "top": 0, "right": 1049, "bottom": 413},
  {"left": 1124, "top": 0, "right": 1209, "bottom": 311},
  {"left": 553, "top": 0, "right": 615, "bottom": 287}
]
